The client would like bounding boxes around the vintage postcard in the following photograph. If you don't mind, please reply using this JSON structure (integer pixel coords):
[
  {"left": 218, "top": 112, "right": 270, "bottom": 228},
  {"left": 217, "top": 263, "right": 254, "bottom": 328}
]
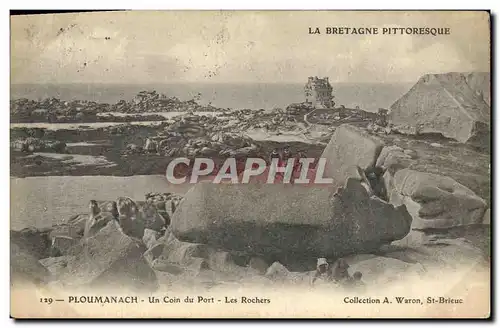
[{"left": 10, "top": 10, "right": 491, "bottom": 319}]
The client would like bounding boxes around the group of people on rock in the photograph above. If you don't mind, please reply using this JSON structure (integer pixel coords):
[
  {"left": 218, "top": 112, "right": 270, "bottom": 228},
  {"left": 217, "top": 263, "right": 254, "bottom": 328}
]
[
  {"left": 268, "top": 145, "right": 302, "bottom": 164},
  {"left": 311, "top": 257, "right": 365, "bottom": 290},
  {"left": 268, "top": 146, "right": 307, "bottom": 184}
]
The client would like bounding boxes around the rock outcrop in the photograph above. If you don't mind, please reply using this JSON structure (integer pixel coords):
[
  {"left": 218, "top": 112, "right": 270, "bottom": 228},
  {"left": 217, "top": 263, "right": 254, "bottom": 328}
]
[
  {"left": 169, "top": 124, "right": 414, "bottom": 263},
  {"left": 320, "top": 124, "right": 385, "bottom": 189},
  {"left": 390, "top": 168, "right": 487, "bottom": 230},
  {"left": 375, "top": 145, "right": 414, "bottom": 174},
  {"left": 170, "top": 181, "right": 412, "bottom": 262},
  {"left": 389, "top": 72, "right": 490, "bottom": 148},
  {"left": 58, "top": 220, "right": 158, "bottom": 291}
]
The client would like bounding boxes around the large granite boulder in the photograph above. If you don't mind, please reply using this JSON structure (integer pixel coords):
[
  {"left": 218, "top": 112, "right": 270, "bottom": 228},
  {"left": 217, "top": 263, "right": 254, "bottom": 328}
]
[
  {"left": 170, "top": 180, "right": 412, "bottom": 262},
  {"left": 391, "top": 169, "right": 487, "bottom": 230},
  {"left": 375, "top": 145, "right": 414, "bottom": 174},
  {"left": 389, "top": 72, "right": 490, "bottom": 147},
  {"left": 320, "top": 124, "right": 385, "bottom": 189},
  {"left": 57, "top": 220, "right": 158, "bottom": 292}
]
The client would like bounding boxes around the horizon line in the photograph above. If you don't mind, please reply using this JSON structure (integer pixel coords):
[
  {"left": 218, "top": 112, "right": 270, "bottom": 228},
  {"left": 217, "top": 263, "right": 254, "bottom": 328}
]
[{"left": 11, "top": 81, "right": 418, "bottom": 85}]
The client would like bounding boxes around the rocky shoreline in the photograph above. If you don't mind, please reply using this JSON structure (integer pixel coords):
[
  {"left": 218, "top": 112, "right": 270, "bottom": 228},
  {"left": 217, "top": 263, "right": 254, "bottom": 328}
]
[
  {"left": 10, "top": 72, "right": 491, "bottom": 293},
  {"left": 11, "top": 123, "right": 491, "bottom": 293},
  {"left": 10, "top": 90, "right": 226, "bottom": 123}
]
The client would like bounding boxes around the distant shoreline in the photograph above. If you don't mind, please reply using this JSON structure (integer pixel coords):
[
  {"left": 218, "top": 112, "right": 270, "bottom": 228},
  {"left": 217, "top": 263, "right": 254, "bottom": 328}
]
[{"left": 10, "top": 82, "right": 414, "bottom": 112}]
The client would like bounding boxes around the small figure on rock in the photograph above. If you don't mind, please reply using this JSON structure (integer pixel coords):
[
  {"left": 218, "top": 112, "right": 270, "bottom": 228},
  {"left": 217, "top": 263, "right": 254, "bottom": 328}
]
[
  {"left": 116, "top": 197, "right": 146, "bottom": 241},
  {"left": 345, "top": 271, "right": 366, "bottom": 290},
  {"left": 282, "top": 145, "right": 292, "bottom": 162},
  {"left": 364, "top": 167, "right": 387, "bottom": 200},
  {"left": 144, "top": 138, "right": 158, "bottom": 154},
  {"left": 311, "top": 258, "right": 333, "bottom": 285},
  {"left": 99, "top": 201, "right": 119, "bottom": 221},
  {"left": 291, "top": 151, "right": 305, "bottom": 184},
  {"left": 89, "top": 200, "right": 100, "bottom": 217},
  {"left": 269, "top": 148, "right": 281, "bottom": 164},
  {"left": 268, "top": 148, "right": 284, "bottom": 183},
  {"left": 332, "top": 258, "right": 350, "bottom": 284},
  {"left": 84, "top": 200, "right": 117, "bottom": 239}
]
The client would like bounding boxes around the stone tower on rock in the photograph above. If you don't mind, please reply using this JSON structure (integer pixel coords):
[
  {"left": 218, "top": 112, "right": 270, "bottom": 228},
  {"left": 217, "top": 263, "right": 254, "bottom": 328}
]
[{"left": 304, "top": 76, "right": 335, "bottom": 109}]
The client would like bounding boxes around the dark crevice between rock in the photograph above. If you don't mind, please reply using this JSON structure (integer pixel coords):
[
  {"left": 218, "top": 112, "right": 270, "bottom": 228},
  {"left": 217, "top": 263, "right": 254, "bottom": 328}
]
[{"left": 365, "top": 166, "right": 389, "bottom": 202}]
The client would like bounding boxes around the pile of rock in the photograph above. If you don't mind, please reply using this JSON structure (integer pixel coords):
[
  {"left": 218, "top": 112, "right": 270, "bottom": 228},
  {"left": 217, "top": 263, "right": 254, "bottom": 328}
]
[
  {"left": 11, "top": 91, "right": 226, "bottom": 124},
  {"left": 145, "top": 192, "right": 183, "bottom": 220},
  {"left": 11, "top": 123, "right": 490, "bottom": 292},
  {"left": 10, "top": 137, "right": 67, "bottom": 153},
  {"left": 129, "top": 113, "right": 263, "bottom": 159},
  {"left": 366, "top": 122, "right": 392, "bottom": 135},
  {"left": 166, "top": 123, "right": 489, "bottom": 285},
  {"left": 114, "top": 91, "right": 224, "bottom": 113},
  {"left": 11, "top": 97, "right": 111, "bottom": 123},
  {"left": 285, "top": 102, "right": 314, "bottom": 115},
  {"left": 11, "top": 192, "right": 184, "bottom": 291}
]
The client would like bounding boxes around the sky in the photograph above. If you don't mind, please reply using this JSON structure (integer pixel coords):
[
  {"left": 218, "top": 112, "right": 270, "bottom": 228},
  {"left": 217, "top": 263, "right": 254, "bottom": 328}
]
[{"left": 10, "top": 11, "right": 490, "bottom": 84}]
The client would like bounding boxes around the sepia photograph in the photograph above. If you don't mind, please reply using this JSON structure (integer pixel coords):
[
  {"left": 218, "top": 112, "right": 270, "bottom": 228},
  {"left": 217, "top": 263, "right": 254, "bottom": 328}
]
[{"left": 9, "top": 10, "right": 491, "bottom": 319}]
